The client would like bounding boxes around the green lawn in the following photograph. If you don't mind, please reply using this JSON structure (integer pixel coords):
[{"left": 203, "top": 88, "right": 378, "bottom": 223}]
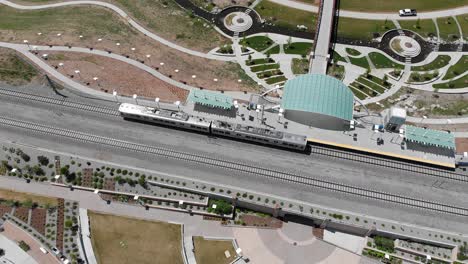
[
  {"left": 89, "top": 211, "right": 183, "bottom": 264},
  {"left": 398, "top": 19, "right": 437, "bottom": 38},
  {"left": 350, "top": 89, "right": 368, "bottom": 100},
  {"left": 456, "top": 15, "right": 468, "bottom": 41},
  {"left": 0, "top": 49, "right": 38, "bottom": 85},
  {"left": 246, "top": 58, "right": 275, "bottom": 66},
  {"left": 265, "top": 75, "right": 287, "bottom": 84},
  {"left": 409, "top": 71, "right": 439, "bottom": 83},
  {"left": 351, "top": 81, "right": 379, "bottom": 96},
  {"left": 345, "top": 48, "right": 361, "bottom": 56},
  {"left": 349, "top": 56, "right": 370, "bottom": 69},
  {"left": 337, "top": 17, "right": 395, "bottom": 40},
  {"left": 240, "top": 36, "right": 275, "bottom": 52},
  {"left": 255, "top": 0, "right": 317, "bottom": 32},
  {"left": 365, "top": 75, "right": 391, "bottom": 87},
  {"left": 436, "top": 17, "right": 462, "bottom": 41},
  {"left": 349, "top": 85, "right": 369, "bottom": 100},
  {"left": 443, "top": 55, "right": 467, "bottom": 80},
  {"left": 411, "top": 55, "right": 451, "bottom": 71},
  {"left": 284, "top": 42, "right": 313, "bottom": 56},
  {"left": 265, "top": 45, "right": 280, "bottom": 55},
  {"left": 338, "top": 0, "right": 468, "bottom": 12},
  {"left": 327, "top": 64, "right": 345, "bottom": 80},
  {"left": 332, "top": 51, "right": 346, "bottom": 63},
  {"left": 368, "top": 52, "right": 404, "bottom": 69},
  {"left": 250, "top": 63, "right": 280, "bottom": 73},
  {"left": 356, "top": 77, "right": 387, "bottom": 93},
  {"left": 193, "top": 237, "right": 236, "bottom": 264},
  {"left": 291, "top": 58, "right": 309, "bottom": 74},
  {"left": 433, "top": 75, "right": 468, "bottom": 89}
]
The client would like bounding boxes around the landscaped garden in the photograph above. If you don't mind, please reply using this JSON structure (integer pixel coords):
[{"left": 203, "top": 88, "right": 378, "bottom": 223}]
[
  {"left": 349, "top": 56, "right": 370, "bottom": 69},
  {"left": 409, "top": 71, "right": 440, "bottom": 83},
  {"left": 457, "top": 15, "right": 468, "bottom": 41},
  {"left": 436, "top": 16, "right": 462, "bottom": 41},
  {"left": 336, "top": 17, "right": 395, "bottom": 40},
  {"left": 443, "top": 55, "right": 467, "bottom": 80},
  {"left": 345, "top": 48, "right": 361, "bottom": 56},
  {"left": 284, "top": 42, "right": 313, "bottom": 56},
  {"left": 240, "top": 36, "right": 274, "bottom": 52},
  {"left": 349, "top": 74, "right": 391, "bottom": 99},
  {"left": 193, "top": 237, "right": 236, "bottom": 264},
  {"left": 89, "top": 211, "right": 183, "bottom": 264},
  {"left": 398, "top": 19, "right": 437, "bottom": 38},
  {"left": 368, "top": 52, "right": 404, "bottom": 69},
  {"left": 411, "top": 55, "right": 451, "bottom": 71},
  {"left": 291, "top": 58, "right": 309, "bottom": 75},
  {"left": 255, "top": 0, "right": 317, "bottom": 32},
  {"left": 433, "top": 74, "right": 468, "bottom": 89}
]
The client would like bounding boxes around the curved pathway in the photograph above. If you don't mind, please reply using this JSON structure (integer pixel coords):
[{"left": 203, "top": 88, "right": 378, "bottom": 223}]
[
  {"left": 269, "top": 0, "right": 468, "bottom": 20},
  {"left": 0, "top": 42, "right": 254, "bottom": 102},
  {"left": 0, "top": 0, "right": 235, "bottom": 62}
]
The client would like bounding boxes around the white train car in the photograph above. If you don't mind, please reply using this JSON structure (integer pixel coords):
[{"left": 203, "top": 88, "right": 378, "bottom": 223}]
[
  {"left": 119, "top": 103, "right": 307, "bottom": 151},
  {"left": 211, "top": 121, "right": 307, "bottom": 151},
  {"left": 118, "top": 103, "right": 210, "bottom": 133}
]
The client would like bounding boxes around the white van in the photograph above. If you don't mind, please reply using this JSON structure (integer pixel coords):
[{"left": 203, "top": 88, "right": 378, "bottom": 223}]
[{"left": 39, "top": 247, "right": 48, "bottom": 254}]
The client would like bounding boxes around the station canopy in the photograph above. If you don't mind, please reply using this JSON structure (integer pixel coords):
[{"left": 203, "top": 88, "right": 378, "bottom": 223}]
[
  {"left": 281, "top": 74, "right": 354, "bottom": 121},
  {"left": 188, "top": 89, "right": 233, "bottom": 110},
  {"left": 404, "top": 125, "right": 455, "bottom": 149}
]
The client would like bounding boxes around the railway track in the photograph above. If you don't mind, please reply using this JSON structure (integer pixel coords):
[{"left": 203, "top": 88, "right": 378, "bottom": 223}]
[
  {"left": 1, "top": 88, "right": 467, "bottom": 183},
  {"left": 309, "top": 145, "right": 468, "bottom": 182},
  {"left": 0, "top": 116, "right": 467, "bottom": 216},
  {"left": 0, "top": 88, "right": 119, "bottom": 116}
]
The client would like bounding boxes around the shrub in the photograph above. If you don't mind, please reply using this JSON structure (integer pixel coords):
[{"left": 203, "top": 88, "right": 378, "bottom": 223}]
[
  {"left": 37, "top": 156, "right": 49, "bottom": 166},
  {"left": 18, "top": 241, "right": 30, "bottom": 251},
  {"left": 374, "top": 236, "right": 395, "bottom": 253}
]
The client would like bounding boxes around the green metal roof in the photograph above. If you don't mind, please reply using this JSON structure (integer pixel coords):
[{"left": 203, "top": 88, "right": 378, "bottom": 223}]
[
  {"left": 281, "top": 74, "right": 354, "bottom": 121},
  {"left": 188, "top": 90, "right": 233, "bottom": 110},
  {"left": 405, "top": 125, "right": 455, "bottom": 149}
]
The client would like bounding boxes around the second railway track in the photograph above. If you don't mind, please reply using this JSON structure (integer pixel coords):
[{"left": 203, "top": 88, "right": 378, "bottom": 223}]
[
  {"left": 0, "top": 116, "right": 467, "bottom": 216},
  {"left": 1, "top": 88, "right": 467, "bottom": 183}
]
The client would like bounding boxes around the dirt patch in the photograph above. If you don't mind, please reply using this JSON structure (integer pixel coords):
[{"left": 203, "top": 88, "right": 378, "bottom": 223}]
[
  {"left": 312, "top": 227, "right": 324, "bottom": 239},
  {"left": 213, "top": 0, "right": 251, "bottom": 8},
  {"left": 456, "top": 138, "right": 468, "bottom": 153},
  {"left": 13, "top": 207, "right": 29, "bottom": 223},
  {"left": 0, "top": 205, "right": 12, "bottom": 218},
  {"left": 39, "top": 51, "right": 188, "bottom": 102},
  {"left": 240, "top": 214, "right": 283, "bottom": 228},
  {"left": 0, "top": 4, "right": 257, "bottom": 93},
  {"left": 30, "top": 208, "right": 47, "bottom": 235},
  {"left": 89, "top": 211, "right": 183, "bottom": 264}
]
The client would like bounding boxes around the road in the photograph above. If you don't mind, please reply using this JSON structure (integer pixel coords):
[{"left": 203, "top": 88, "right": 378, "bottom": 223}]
[
  {"left": 268, "top": 0, "right": 468, "bottom": 20},
  {"left": 1, "top": 85, "right": 468, "bottom": 234},
  {"left": 309, "top": 0, "right": 335, "bottom": 74}
]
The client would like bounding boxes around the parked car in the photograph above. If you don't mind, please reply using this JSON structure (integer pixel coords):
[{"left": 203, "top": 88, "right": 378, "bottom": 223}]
[
  {"left": 51, "top": 247, "right": 60, "bottom": 255},
  {"left": 399, "top": 9, "right": 417, "bottom": 16}
]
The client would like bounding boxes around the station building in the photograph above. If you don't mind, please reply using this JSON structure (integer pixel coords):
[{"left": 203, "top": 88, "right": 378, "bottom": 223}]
[{"left": 280, "top": 74, "right": 354, "bottom": 131}]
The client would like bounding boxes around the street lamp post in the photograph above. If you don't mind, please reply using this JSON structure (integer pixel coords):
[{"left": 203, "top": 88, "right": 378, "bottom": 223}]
[
  {"left": 74, "top": 70, "right": 81, "bottom": 80},
  {"left": 93, "top": 77, "right": 99, "bottom": 87},
  {"left": 175, "top": 101, "right": 180, "bottom": 111},
  {"left": 155, "top": 97, "right": 160, "bottom": 109},
  {"left": 133, "top": 94, "right": 138, "bottom": 105},
  {"left": 113, "top": 90, "right": 119, "bottom": 102},
  {"left": 146, "top": 54, "right": 151, "bottom": 64},
  {"left": 23, "top": 40, "right": 30, "bottom": 51}
]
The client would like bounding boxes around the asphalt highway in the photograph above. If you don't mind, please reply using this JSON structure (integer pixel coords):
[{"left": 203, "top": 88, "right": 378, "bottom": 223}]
[{"left": 1, "top": 85, "right": 468, "bottom": 233}]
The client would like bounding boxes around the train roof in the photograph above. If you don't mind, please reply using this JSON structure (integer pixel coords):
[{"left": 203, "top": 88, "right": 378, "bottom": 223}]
[{"left": 119, "top": 103, "right": 189, "bottom": 121}]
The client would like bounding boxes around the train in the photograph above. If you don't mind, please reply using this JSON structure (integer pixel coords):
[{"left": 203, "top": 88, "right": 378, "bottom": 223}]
[{"left": 118, "top": 103, "right": 307, "bottom": 151}]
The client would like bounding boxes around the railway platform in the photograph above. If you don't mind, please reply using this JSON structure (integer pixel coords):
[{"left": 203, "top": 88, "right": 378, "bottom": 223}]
[{"left": 177, "top": 101, "right": 456, "bottom": 169}]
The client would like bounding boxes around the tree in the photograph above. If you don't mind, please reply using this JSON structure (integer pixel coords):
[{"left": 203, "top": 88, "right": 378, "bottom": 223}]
[
  {"left": 209, "top": 200, "right": 232, "bottom": 215},
  {"left": 37, "top": 156, "right": 49, "bottom": 166},
  {"left": 32, "top": 165, "right": 44, "bottom": 176},
  {"left": 20, "top": 153, "right": 30, "bottom": 162}
]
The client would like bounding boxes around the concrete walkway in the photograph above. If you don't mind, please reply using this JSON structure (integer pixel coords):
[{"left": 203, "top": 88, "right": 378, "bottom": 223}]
[
  {"left": 309, "top": 0, "right": 335, "bottom": 74},
  {"left": 268, "top": 0, "right": 468, "bottom": 20},
  {"left": 78, "top": 208, "right": 98, "bottom": 264},
  {"left": 0, "top": 0, "right": 234, "bottom": 62}
]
